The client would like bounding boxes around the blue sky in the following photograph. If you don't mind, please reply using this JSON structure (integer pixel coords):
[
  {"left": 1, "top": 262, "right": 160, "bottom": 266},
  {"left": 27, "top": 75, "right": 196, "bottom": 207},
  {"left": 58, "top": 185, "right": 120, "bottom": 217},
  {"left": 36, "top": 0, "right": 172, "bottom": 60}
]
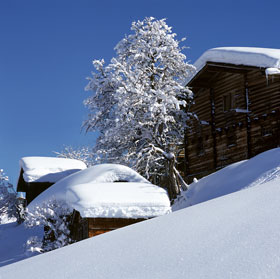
[{"left": 0, "top": 0, "right": 279, "bottom": 184}]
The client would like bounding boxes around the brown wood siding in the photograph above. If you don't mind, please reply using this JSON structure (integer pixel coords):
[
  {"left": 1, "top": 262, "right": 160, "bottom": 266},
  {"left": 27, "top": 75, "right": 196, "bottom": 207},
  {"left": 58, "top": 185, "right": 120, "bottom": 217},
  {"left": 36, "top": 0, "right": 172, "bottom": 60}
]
[
  {"left": 185, "top": 62, "right": 280, "bottom": 183},
  {"left": 247, "top": 70, "right": 280, "bottom": 157},
  {"left": 87, "top": 218, "right": 147, "bottom": 237},
  {"left": 185, "top": 87, "right": 216, "bottom": 182},
  {"left": 70, "top": 211, "right": 149, "bottom": 241}
]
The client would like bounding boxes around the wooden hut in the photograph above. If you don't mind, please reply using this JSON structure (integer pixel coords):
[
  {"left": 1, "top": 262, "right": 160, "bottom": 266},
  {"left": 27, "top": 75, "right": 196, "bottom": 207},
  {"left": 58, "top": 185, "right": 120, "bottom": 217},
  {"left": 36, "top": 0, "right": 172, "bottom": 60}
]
[
  {"left": 27, "top": 164, "right": 171, "bottom": 241},
  {"left": 17, "top": 157, "right": 87, "bottom": 204},
  {"left": 67, "top": 179, "right": 171, "bottom": 241},
  {"left": 183, "top": 47, "right": 280, "bottom": 183}
]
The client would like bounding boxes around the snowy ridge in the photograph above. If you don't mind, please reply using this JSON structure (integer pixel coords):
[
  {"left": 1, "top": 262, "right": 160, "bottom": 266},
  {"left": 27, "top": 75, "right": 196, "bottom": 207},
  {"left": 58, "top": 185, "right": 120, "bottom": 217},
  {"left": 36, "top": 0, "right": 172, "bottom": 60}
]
[{"left": 20, "top": 157, "right": 87, "bottom": 183}]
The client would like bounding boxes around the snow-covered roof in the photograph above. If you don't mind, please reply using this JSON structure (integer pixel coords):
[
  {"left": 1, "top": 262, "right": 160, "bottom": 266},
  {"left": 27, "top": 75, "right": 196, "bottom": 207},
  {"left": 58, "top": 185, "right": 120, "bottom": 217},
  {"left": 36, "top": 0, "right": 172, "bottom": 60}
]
[
  {"left": 188, "top": 47, "right": 280, "bottom": 83},
  {"left": 28, "top": 164, "right": 171, "bottom": 219},
  {"left": 19, "top": 157, "right": 87, "bottom": 183}
]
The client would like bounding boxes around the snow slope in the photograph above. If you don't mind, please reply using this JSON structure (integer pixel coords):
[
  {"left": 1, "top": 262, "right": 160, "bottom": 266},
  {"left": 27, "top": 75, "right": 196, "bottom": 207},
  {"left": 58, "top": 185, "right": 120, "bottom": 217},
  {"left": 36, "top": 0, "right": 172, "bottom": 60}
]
[
  {"left": 173, "top": 148, "right": 280, "bottom": 210},
  {"left": 1, "top": 177, "right": 280, "bottom": 278},
  {"left": 0, "top": 222, "right": 43, "bottom": 267}
]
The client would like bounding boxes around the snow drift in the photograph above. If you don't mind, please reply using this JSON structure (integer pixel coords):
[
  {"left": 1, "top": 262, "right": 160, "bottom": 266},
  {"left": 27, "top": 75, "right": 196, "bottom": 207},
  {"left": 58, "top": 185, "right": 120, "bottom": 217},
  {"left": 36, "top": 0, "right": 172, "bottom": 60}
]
[{"left": 1, "top": 175, "right": 280, "bottom": 278}]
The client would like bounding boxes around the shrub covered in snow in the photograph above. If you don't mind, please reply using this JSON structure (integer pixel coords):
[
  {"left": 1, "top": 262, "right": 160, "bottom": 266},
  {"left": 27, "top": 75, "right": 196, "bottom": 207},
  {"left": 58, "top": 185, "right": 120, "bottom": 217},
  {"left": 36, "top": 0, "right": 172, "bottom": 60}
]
[
  {"left": 0, "top": 169, "right": 20, "bottom": 224},
  {"left": 25, "top": 199, "right": 74, "bottom": 253}
]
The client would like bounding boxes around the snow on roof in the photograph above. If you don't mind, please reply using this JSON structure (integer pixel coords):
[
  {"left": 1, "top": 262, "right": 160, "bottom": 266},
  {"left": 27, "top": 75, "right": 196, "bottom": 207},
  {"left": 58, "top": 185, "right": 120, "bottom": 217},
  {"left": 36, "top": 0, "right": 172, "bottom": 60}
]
[
  {"left": 20, "top": 157, "right": 87, "bottom": 183},
  {"left": 189, "top": 47, "right": 280, "bottom": 82},
  {"left": 28, "top": 164, "right": 171, "bottom": 218}
]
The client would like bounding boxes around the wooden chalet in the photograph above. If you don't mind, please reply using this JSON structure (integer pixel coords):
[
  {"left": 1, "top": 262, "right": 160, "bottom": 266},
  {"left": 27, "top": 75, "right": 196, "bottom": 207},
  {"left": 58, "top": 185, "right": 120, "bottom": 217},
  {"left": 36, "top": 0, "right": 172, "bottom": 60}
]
[
  {"left": 67, "top": 179, "right": 171, "bottom": 241},
  {"left": 183, "top": 47, "right": 280, "bottom": 183},
  {"left": 17, "top": 157, "right": 87, "bottom": 204},
  {"left": 27, "top": 164, "right": 171, "bottom": 241}
]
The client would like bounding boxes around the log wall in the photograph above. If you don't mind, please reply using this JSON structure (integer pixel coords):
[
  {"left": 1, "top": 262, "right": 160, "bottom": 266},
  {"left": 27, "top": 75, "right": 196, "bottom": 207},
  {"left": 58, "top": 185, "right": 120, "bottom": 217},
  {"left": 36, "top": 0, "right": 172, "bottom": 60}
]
[{"left": 184, "top": 63, "right": 280, "bottom": 183}]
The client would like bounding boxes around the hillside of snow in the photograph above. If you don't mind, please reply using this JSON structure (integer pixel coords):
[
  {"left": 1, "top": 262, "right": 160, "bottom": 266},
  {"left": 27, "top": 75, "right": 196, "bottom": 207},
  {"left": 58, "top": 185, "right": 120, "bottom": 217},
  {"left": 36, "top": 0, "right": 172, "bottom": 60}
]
[
  {"left": 1, "top": 149, "right": 280, "bottom": 277},
  {"left": 1, "top": 176, "right": 280, "bottom": 278},
  {"left": 0, "top": 222, "right": 43, "bottom": 267},
  {"left": 173, "top": 148, "right": 280, "bottom": 210}
]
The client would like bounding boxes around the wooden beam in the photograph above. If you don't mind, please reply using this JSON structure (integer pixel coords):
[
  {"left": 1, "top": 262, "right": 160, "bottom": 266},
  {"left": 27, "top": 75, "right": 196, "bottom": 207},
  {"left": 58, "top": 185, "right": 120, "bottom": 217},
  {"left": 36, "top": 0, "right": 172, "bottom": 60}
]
[{"left": 206, "top": 62, "right": 261, "bottom": 73}]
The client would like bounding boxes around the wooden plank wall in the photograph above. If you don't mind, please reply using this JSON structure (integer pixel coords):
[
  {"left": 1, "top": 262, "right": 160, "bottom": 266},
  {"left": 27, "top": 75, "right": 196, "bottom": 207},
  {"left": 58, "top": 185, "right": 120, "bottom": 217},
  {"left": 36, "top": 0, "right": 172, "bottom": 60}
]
[
  {"left": 247, "top": 70, "right": 280, "bottom": 156},
  {"left": 185, "top": 67, "right": 280, "bottom": 183},
  {"left": 213, "top": 72, "right": 248, "bottom": 170},
  {"left": 185, "top": 87, "right": 215, "bottom": 182},
  {"left": 87, "top": 218, "right": 147, "bottom": 237}
]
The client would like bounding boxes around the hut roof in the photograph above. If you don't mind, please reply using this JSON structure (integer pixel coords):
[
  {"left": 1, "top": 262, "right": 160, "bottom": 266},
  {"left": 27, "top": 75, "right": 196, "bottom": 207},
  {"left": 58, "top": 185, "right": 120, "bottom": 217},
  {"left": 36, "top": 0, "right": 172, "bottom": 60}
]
[
  {"left": 194, "top": 47, "right": 280, "bottom": 71},
  {"left": 186, "top": 47, "right": 280, "bottom": 86},
  {"left": 19, "top": 157, "right": 87, "bottom": 183},
  {"left": 27, "top": 164, "right": 171, "bottom": 219}
]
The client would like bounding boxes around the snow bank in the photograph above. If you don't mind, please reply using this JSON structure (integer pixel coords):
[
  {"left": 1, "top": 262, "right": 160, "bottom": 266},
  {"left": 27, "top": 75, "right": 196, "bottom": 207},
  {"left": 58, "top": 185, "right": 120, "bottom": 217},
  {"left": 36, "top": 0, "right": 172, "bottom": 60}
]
[
  {"left": 2, "top": 177, "right": 280, "bottom": 278},
  {"left": 28, "top": 164, "right": 171, "bottom": 218},
  {"left": 0, "top": 222, "right": 43, "bottom": 267},
  {"left": 173, "top": 148, "right": 280, "bottom": 210},
  {"left": 19, "top": 157, "right": 87, "bottom": 183}
]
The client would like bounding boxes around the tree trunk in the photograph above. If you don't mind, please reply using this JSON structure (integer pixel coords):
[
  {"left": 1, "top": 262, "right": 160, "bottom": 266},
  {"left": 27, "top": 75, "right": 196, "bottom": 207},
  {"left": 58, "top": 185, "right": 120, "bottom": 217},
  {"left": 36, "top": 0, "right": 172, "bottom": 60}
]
[{"left": 166, "top": 156, "right": 180, "bottom": 200}]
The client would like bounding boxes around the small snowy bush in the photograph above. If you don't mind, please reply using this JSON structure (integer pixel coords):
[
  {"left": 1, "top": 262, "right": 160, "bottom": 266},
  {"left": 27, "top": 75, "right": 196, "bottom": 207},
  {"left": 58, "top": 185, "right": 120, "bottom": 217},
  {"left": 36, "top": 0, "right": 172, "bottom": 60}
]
[
  {"left": 0, "top": 169, "right": 20, "bottom": 224},
  {"left": 25, "top": 199, "right": 74, "bottom": 253}
]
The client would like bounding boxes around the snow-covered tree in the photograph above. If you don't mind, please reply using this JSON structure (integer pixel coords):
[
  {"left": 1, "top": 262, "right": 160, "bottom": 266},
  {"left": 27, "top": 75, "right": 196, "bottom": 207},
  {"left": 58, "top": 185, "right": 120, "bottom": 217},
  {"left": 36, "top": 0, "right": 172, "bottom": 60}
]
[
  {"left": 0, "top": 169, "right": 19, "bottom": 224},
  {"left": 25, "top": 199, "right": 73, "bottom": 253},
  {"left": 84, "top": 17, "right": 195, "bottom": 199}
]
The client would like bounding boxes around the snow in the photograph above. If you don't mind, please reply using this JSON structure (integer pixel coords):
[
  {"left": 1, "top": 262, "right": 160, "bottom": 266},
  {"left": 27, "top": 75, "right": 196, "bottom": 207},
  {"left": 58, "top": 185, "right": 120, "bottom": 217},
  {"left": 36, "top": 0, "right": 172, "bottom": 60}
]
[
  {"left": 0, "top": 222, "right": 43, "bottom": 267},
  {"left": 189, "top": 47, "right": 280, "bottom": 83},
  {"left": 233, "top": 108, "right": 250, "bottom": 113},
  {"left": 173, "top": 148, "right": 280, "bottom": 210},
  {"left": 27, "top": 164, "right": 171, "bottom": 218},
  {"left": 2, "top": 173, "right": 280, "bottom": 278},
  {"left": 19, "top": 157, "right": 87, "bottom": 183},
  {"left": 265, "top": 67, "right": 280, "bottom": 76}
]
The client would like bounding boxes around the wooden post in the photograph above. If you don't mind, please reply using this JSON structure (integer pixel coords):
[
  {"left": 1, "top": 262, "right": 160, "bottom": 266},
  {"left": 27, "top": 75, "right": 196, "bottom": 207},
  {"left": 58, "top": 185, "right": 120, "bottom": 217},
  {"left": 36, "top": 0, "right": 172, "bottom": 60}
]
[
  {"left": 210, "top": 88, "right": 217, "bottom": 169},
  {"left": 244, "top": 74, "right": 252, "bottom": 158}
]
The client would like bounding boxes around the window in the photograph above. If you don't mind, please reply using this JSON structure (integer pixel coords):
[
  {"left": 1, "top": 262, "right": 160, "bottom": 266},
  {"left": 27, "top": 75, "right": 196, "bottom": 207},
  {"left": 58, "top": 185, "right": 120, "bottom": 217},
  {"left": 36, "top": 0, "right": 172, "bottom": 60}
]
[
  {"left": 196, "top": 136, "right": 205, "bottom": 156},
  {"left": 227, "top": 128, "right": 236, "bottom": 147},
  {"left": 261, "top": 126, "right": 272, "bottom": 137},
  {"left": 223, "top": 92, "right": 236, "bottom": 112}
]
